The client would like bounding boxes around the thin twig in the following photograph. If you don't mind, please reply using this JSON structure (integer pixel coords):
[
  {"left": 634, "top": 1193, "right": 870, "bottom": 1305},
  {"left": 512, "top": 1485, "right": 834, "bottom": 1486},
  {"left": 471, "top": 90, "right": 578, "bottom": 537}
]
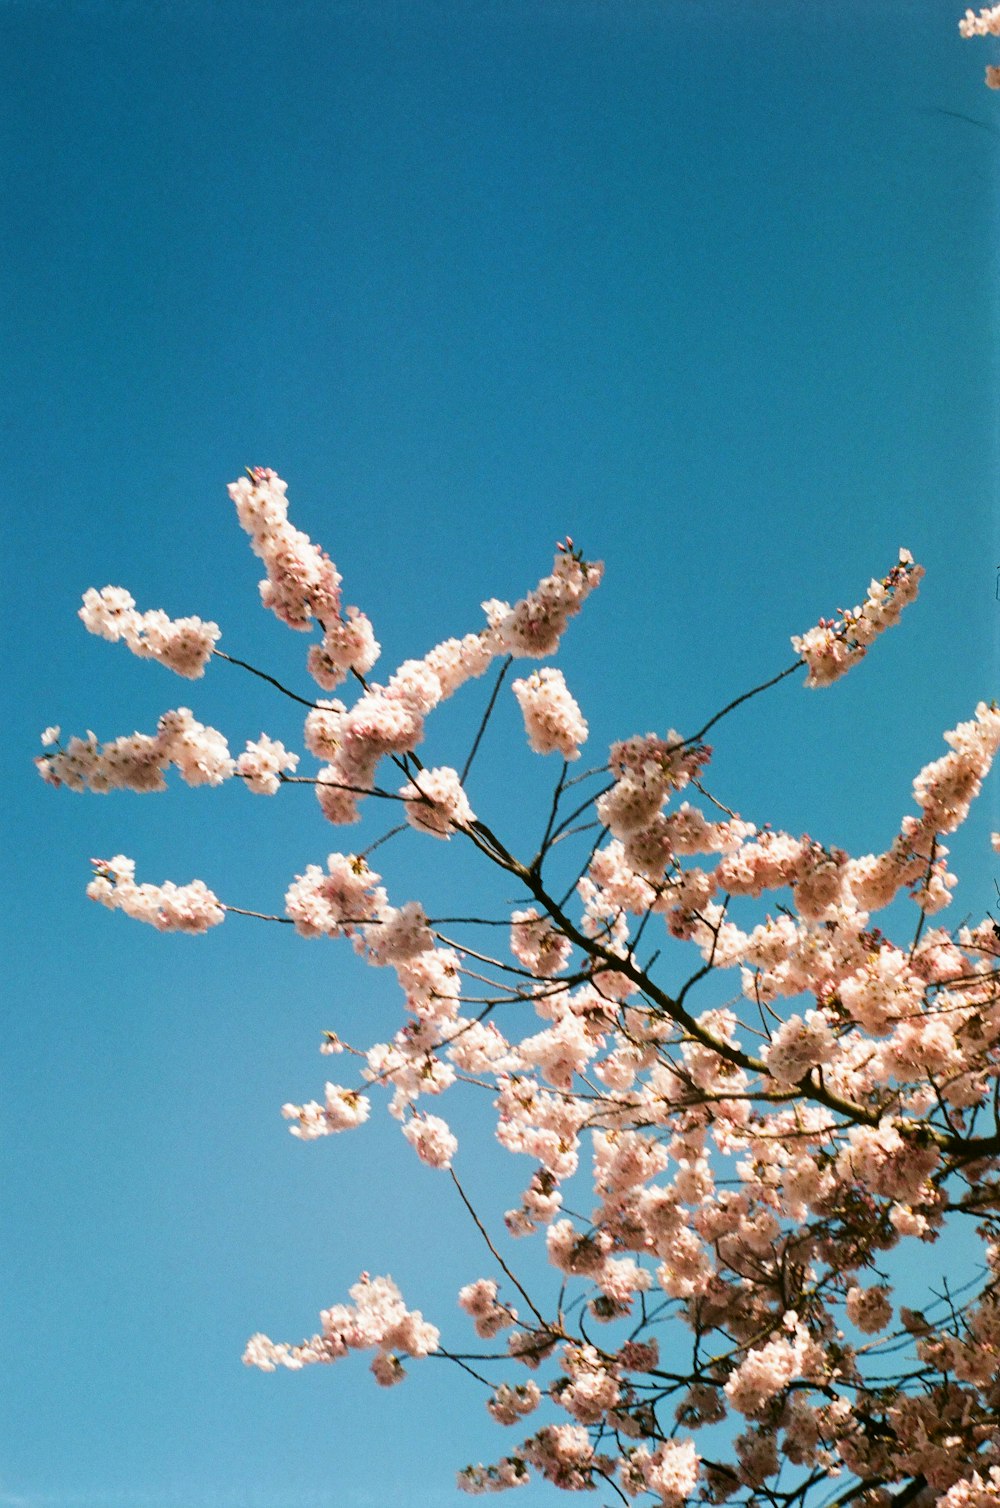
[
  {"left": 532, "top": 759, "right": 570, "bottom": 869},
  {"left": 281, "top": 774, "right": 406, "bottom": 802},
  {"left": 449, "top": 1168, "right": 549, "bottom": 1328},
  {"left": 361, "top": 823, "right": 409, "bottom": 859},
  {"left": 909, "top": 835, "right": 939, "bottom": 961},
  {"left": 223, "top": 904, "right": 293, "bottom": 923},
  {"left": 461, "top": 657, "right": 513, "bottom": 785},
  {"left": 426, "top": 1346, "right": 497, "bottom": 1389},
  {"left": 213, "top": 649, "right": 322, "bottom": 709},
  {"left": 680, "top": 658, "right": 803, "bottom": 747}
]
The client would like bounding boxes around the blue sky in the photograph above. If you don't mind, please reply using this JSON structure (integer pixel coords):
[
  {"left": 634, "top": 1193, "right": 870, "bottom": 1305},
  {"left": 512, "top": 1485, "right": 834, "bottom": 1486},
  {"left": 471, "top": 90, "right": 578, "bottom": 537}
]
[{"left": 4, "top": 2, "right": 999, "bottom": 1504}]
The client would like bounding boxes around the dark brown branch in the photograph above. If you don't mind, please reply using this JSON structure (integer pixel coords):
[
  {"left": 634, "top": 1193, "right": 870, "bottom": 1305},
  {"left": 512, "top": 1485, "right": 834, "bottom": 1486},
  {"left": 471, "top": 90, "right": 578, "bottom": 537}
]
[
  {"left": 213, "top": 648, "right": 323, "bottom": 709},
  {"left": 679, "top": 658, "right": 803, "bottom": 748},
  {"left": 460, "top": 656, "right": 513, "bottom": 785},
  {"left": 449, "top": 1168, "right": 550, "bottom": 1330}
]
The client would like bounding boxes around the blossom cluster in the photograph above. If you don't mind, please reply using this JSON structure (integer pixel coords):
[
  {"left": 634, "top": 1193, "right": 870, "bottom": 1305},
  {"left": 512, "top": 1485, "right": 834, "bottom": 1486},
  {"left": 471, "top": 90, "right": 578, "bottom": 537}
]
[
  {"left": 79, "top": 587, "right": 219, "bottom": 678},
  {"left": 791, "top": 548, "right": 923, "bottom": 687},
  {"left": 36, "top": 711, "right": 298, "bottom": 798},
  {"left": 87, "top": 855, "right": 224, "bottom": 933},
  {"left": 36, "top": 708, "right": 234, "bottom": 793},
  {"left": 227, "top": 466, "right": 380, "bottom": 688},
  {"left": 400, "top": 765, "right": 476, "bottom": 838},
  {"left": 512, "top": 668, "right": 588, "bottom": 759},
  {"left": 960, "top": 3, "right": 1000, "bottom": 33},
  {"left": 482, "top": 539, "right": 603, "bottom": 657},
  {"left": 244, "top": 1272, "right": 439, "bottom": 1388}
]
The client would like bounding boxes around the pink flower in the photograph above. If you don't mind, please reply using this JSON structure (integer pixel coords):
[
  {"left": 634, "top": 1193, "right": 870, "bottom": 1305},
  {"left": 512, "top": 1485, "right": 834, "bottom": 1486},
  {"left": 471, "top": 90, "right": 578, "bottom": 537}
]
[
  {"left": 307, "top": 607, "right": 380, "bottom": 690},
  {"left": 456, "top": 1459, "right": 530, "bottom": 1493},
  {"left": 244, "top": 1273, "right": 439, "bottom": 1377},
  {"left": 281, "top": 1084, "right": 370, "bottom": 1139},
  {"left": 764, "top": 1010, "right": 839, "bottom": 1085},
  {"left": 846, "top": 1283, "right": 893, "bottom": 1335},
  {"left": 521, "top": 1423, "right": 598, "bottom": 1490},
  {"left": 458, "top": 1279, "right": 518, "bottom": 1338},
  {"left": 284, "top": 853, "right": 385, "bottom": 939},
  {"left": 621, "top": 1438, "right": 699, "bottom": 1506},
  {"left": 486, "top": 1381, "right": 541, "bottom": 1426},
  {"left": 959, "top": 5, "right": 1000, "bottom": 37},
  {"left": 402, "top": 1112, "right": 458, "bottom": 1168},
  {"left": 227, "top": 469, "right": 381, "bottom": 686},
  {"left": 87, "top": 855, "right": 224, "bottom": 934},
  {"left": 38, "top": 709, "right": 234, "bottom": 794},
  {"left": 509, "top": 909, "right": 572, "bottom": 977},
  {"left": 400, "top": 766, "right": 476, "bottom": 838},
  {"left": 79, "top": 587, "right": 220, "bottom": 678},
  {"left": 483, "top": 544, "right": 603, "bottom": 658},
  {"left": 791, "top": 549, "right": 923, "bottom": 687},
  {"left": 724, "top": 1322, "right": 812, "bottom": 1415},
  {"left": 236, "top": 735, "right": 299, "bottom": 795},
  {"left": 512, "top": 667, "right": 588, "bottom": 759}
]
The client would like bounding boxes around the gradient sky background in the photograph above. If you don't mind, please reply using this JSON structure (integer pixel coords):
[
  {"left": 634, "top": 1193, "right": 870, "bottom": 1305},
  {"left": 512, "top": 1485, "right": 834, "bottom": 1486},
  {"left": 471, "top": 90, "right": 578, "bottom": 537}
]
[{"left": 4, "top": 1, "right": 999, "bottom": 1504}]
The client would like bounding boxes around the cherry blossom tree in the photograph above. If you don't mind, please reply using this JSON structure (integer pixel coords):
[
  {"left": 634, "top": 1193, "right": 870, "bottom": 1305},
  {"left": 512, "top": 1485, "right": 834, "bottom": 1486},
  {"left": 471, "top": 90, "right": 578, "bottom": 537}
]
[{"left": 37, "top": 466, "right": 1000, "bottom": 1508}]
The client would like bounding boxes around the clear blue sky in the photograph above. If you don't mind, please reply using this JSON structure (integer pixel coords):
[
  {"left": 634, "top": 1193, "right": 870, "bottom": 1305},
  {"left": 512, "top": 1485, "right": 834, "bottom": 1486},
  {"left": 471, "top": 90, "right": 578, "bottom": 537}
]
[{"left": 4, "top": 2, "right": 998, "bottom": 1504}]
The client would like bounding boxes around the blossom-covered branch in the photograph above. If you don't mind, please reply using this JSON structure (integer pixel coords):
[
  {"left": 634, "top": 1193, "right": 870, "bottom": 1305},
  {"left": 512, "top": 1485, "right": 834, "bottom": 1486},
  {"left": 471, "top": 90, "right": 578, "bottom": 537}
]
[{"left": 40, "top": 470, "right": 1000, "bottom": 1508}]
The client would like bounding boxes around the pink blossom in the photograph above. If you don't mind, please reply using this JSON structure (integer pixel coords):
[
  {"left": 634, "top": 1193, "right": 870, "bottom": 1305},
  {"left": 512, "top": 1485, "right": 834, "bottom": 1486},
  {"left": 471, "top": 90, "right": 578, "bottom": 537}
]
[
  {"left": 37, "top": 709, "right": 234, "bottom": 794},
  {"left": 520, "top": 1423, "right": 600, "bottom": 1490},
  {"left": 400, "top": 766, "right": 476, "bottom": 838},
  {"left": 512, "top": 667, "right": 588, "bottom": 759},
  {"left": 937, "top": 1467, "right": 1000, "bottom": 1508},
  {"left": 395, "top": 947, "right": 462, "bottom": 1023},
  {"left": 621, "top": 1438, "right": 699, "bottom": 1506},
  {"left": 227, "top": 468, "right": 343, "bottom": 630},
  {"left": 424, "top": 632, "right": 495, "bottom": 696},
  {"left": 518, "top": 1014, "right": 597, "bottom": 1089},
  {"left": 509, "top": 909, "right": 572, "bottom": 977},
  {"left": 244, "top": 1273, "right": 438, "bottom": 1377},
  {"left": 486, "top": 1382, "right": 542, "bottom": 1426},
  {"left": 959, "top": 5, "right": 1000, "bottom": 36},
  {"left": 791, "top": 549, "right": 923, "bottom": 687},
  {"left": 846, "top": 1283, "right": 893, "bottom": 1334},
  {"left": 483, "top": 544, "right": 603, "bottom": 658},
  {"left": 307, "top": 606, "right": 380, "bottom": 690},
  {"left": 402, "top": 1112, "right": 458, "bottom": 1168},
  {"left": 369, "top": 1351, "right": 406, "bottom": 1387},
  {"left": 303, "top": 700, "right": 347, "bottom": 759},
  {"left": 87, "top": 855, "right": 224, "bottom": 933},
  {"left": 456, "top": 1459, "right": 530, "bottom": 1493},
  {"left": 837, "top": 1119, "right": 940, "bottom": 1203},
  {"left": 284, "top": 853, "right": 385, "bottom": 939},
  {"left": 764, "top": 1010, "right": 839, "bottom": 1085},
  {"left": 724, "top": 1321, "right": 813, "bottom": 1415},
  {"left": 281, "top": 1084, "right": 371, "bottom": 1139},
  {"left": 79, "top": 586, "right": 220, "bottom": 678},
  {"left": 458, "top": 1279, "right": 518, "bottom": 1338},
  {"left": 552, "top": 1344, "right": 620, "bottom": 1424},
  {"left": 236, "top": 735, "right": 299, "bottom": 795},
  {"left": 912, "top": 702, "right": 1000, "bottom": 834},
  {"left": 363, "top": 901, "right": 435, "bottom": 965},
  {"left": 227, "top": 469, "right": 382, "bottom": 687}
]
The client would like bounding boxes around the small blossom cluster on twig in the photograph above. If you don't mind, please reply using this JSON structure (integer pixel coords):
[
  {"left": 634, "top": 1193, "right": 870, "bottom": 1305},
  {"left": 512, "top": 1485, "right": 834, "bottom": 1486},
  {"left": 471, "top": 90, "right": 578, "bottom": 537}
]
[{"left": 791, "top": 548, "right": 924, "bottom": 687}]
